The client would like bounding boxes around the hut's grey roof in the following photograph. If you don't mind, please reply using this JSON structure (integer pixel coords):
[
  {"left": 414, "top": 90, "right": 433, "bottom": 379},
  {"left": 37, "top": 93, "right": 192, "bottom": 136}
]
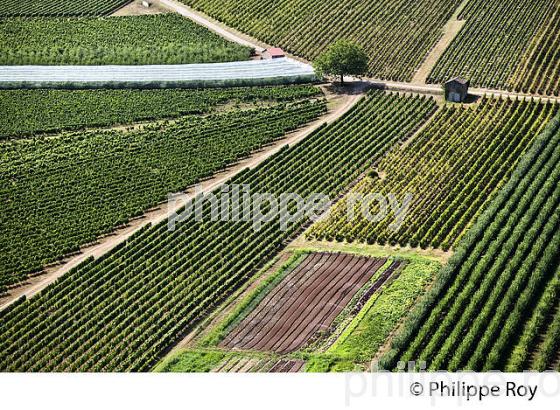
[{"left": 446, "top": 77, "right": 469, "bottom": 85}]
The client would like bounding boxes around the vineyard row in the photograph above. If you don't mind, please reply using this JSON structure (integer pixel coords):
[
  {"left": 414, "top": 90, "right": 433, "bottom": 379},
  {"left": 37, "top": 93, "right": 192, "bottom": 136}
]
[
  {"left": 0, "top": 92, "right": 437, "bottom": 371},
  {"left": 380, "top": 114, "right": 560, "bottom": 371}
]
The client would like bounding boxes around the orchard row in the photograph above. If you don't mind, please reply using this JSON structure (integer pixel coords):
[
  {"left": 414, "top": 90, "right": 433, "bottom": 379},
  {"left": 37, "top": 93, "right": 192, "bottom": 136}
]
[
  {"left": 381, "top": 115, "right": 560, "bottom": 371},
  {"left": 308, "top": 97, "right": 558, "bottom": 250}
]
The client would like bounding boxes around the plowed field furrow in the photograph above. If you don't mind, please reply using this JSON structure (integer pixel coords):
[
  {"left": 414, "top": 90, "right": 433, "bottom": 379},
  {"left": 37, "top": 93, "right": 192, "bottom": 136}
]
[
  {"left": 219, "top": 356, "right": 241, "bottom": 372},
  {"left": 223, "top": 253, "right": 386, "bottom": 353},
  {"left": 222, "top": 252, "right": 329, "bottom": 346},
  {"left": 274, "top": 259, "right": 387, "bottom": 353},
  {"left": 352, "top": 260, "right": 404, "bottom": 314},
  {"left": 268, "top": 359, "right": 305, "bottom": 373},
  {"left": 238, "top": 358, "right": 258, "bottom": 373},
  {"left": 247, "top": 253, "right": 358, "bottom": 351},
  {"left": 228, "top": 358, "right": 250, "bottom": 373},
  {"left": 212, "top": 358, "right": 233, "bottom": 372},
  {"left": 225, "top": 253, "right": 344, "bottom": 349},
  {"left": 289, "top": 360, "right": 305, "bottom": 372}
]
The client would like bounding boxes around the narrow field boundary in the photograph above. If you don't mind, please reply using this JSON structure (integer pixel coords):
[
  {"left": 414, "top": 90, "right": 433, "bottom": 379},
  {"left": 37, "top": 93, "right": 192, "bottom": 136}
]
[
  {"left": 399, "top": 104, "right": 444, "bottom": 150},
  {"left": 0, "top": 85, "right": 365, "bottom": 311},
  {"left": 367, "top": 79, "right": 560, "bottom": 104},
  {"left": 468, "top": 87, "right": 560, "bottom": 104},
  {"left": 411, "top": 0, "right": 470, "bottom": 85},
  {"left": 288, "top": 238, "right": 452, "bottom": 264}
]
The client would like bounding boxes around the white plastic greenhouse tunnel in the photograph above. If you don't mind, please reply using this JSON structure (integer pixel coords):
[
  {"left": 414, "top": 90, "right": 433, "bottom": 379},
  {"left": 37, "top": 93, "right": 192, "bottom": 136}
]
[{"left": 0, "top": 58, "right": 317, "bottom": 89}]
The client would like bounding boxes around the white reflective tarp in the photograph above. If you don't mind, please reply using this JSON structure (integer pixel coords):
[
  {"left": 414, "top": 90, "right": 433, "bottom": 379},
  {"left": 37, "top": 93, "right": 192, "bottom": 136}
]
[{"left": 0, "top": 58, "right": 316, "bottom": 85}]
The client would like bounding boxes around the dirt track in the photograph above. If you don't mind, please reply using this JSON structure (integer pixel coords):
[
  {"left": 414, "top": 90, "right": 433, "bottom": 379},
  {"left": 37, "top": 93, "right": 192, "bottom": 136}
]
[
  {"left": 222, "top": 253, "right": 387, "bottom": 353},
  {"left": 155, "top": 0, "right": 560, "bottom": 103},
  {"left": 411, "top": 0, "right": 470, "bottom": 85},
  {"left": 157, "top": 0, "right": 266, "bottom": 52}
]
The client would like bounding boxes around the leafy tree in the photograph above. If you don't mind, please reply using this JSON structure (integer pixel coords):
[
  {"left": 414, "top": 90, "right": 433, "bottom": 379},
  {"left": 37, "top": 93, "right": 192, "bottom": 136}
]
[{"left": 313, "top": 40, "right": 368, "bottom": 84}]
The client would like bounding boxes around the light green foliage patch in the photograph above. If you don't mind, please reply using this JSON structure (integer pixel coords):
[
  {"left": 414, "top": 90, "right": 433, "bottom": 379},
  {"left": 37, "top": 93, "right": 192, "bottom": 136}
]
[{"left": 0, "top": 14, "right": 251, "bottom": 66}]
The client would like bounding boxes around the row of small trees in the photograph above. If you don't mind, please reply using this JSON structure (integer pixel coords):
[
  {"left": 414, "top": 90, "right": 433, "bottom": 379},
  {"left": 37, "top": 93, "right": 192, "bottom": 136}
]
[
  {"left": 308, "top": 97, "right": 558, "bottom": 251},
  {"left": 380, "top": 114, "right": 560, "bottom": 371}
]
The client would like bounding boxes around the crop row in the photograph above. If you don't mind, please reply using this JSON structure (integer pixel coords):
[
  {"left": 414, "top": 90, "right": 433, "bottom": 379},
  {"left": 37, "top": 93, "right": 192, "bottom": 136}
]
[
  {"left": 380, "top": 114, "right": 560, "bottom": 371},
  {"left": 0, "top": 14, "right": 251, "bottom": 66},
  {"left": 183, "top": 0, "right": 462, "bottom": 81},
  {"left": 0, "top": 85, "right": 321, "bottom": 139},
  {"left": 508, "top": 1, "right": 560, "bottom": 97},
  {"left": 0, "top": 0, "right": 131, "bottom": 17},
  {"left": 428, "top": 0, "right": 556, "bottom": 94},
  {"left": 308, "top": 97, "right": 558, "bottom": 251},
  {"left": 0, "top": 91, "right": 437, "bottom": 371},
  {"left": 0, "top": 97, "right": 326, "bottom": 292},
  {"left": 507, "top": 265, "right": 560, "bottom": 371}
]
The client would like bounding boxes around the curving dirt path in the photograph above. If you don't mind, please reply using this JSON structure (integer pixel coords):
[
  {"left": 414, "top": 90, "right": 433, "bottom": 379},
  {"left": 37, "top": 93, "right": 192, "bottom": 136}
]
[
  {"left": 0, "top": 83, "right": 366, "bottom": 312},
  {"left": 117, "top": 0, "right": 560, "bottom": 105},
  {"left": 157, "top": 0, "right": 267, "bottom": 53}
]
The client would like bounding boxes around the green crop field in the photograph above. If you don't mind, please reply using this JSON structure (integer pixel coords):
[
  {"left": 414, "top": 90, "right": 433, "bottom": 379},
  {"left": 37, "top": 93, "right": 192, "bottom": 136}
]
[
  {"left": 0, "top": 14, "right": 252, "bottom": 65},
  {"left": 0, "top": 86, "right": 325, "bottom": 292},
  {"left": 182, "top": 0, "right": 462, "bottom": 82},
  {"left": 3, "top": 0, "right": 560, "bottom": 392},
  {"left": 0, "top": 92, "right": 436, "bottom": 371},
  {"left": 509, "top": 1, "right": 560, "bottom": 96},
  {"left": 428, "top": 0, "right": 558, "bottom": 95},
  {"left": 308, "top": 97, "right": 558, "bottom": 251},
  {"left": 156, "top": 253, "right": 441, "bottom": 373},
  {"left": 0, "top": 0, "right": 132, "bottom": 17},
  {"left": 381, "top": 116, "right": 560, "bottom": 371},
  {"left": 0, "top": 86, "right": 321, "bottom": 139}
]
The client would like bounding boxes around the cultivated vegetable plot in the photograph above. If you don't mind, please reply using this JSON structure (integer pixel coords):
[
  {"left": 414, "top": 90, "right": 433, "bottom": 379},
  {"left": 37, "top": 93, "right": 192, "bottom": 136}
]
[
  {"left": 0, "top": 0, "right": 131, "bottom": 17},
  {"left": 0, "top": 85, "right": 321, "bottom": 139},
  {"left": 214, "top": 357, "right": 305, "bottom": 373},
  {"left": 0, "top": 92, "right": 436, "bottom": 371},
  {"left": 222, "top": 253, "right": 388, "bottom": 353},
  {"left": 326, "top": 258, "right": 438, "bottom": 365},
  {"left": 509, "top": 1, "right": 560, "bottom": 96},
  {"left": 428, "top": 0, "right": 555, "bottom": 92},
  {"left": 0, "top": 14, "right": 251, "bottom": 65},
  {"left": 157, "top": 252, "right": 440, "bottom": 372},
  {"left": 0, "top": 90, "right": 325, "bottom": 291},
  {"left": 380, "top": 115, "right": 560, "bottom": 371},
  {"left": 183, "top": 0, "right": 462, "bottom": 81},
  {"left": 309, "top": 97, "right": 558, "bottom": 251}
]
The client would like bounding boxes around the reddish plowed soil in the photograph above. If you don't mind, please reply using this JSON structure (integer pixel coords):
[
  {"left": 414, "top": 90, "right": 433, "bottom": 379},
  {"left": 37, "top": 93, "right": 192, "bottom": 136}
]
[
  {"left": 269, "top": 359, "right": 305, "bottom": 372},
  {"left": 222, "top": 252, "right": 387, "bottom": 353},
  {"left": 351, "top": 260, "right": 405, "bottom": 315}
]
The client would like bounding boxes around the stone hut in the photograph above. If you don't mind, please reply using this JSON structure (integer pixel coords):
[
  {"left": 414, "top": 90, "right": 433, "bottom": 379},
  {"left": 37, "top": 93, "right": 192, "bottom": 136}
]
[{"left": 445, "top": 77, "right": 470, "bottom": 102}]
